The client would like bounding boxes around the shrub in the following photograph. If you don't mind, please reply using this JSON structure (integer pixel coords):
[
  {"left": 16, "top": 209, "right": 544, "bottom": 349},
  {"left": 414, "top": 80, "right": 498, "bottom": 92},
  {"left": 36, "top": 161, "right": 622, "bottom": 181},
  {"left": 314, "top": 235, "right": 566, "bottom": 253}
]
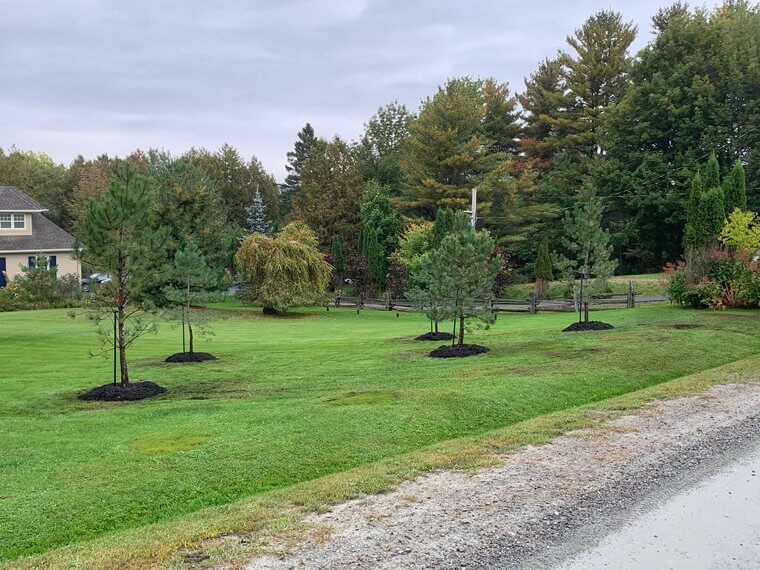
[{"left": 0, "top": 259, "right": 82, "bottom": 312}]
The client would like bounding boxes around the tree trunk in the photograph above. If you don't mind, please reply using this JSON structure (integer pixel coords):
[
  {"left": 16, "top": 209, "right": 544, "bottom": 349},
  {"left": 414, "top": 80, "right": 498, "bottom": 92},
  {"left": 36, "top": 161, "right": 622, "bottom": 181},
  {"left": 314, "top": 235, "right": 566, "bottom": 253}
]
[
  {"left": 118, "top": 308, "right": 129, "bottom": 387},
  {"left": 188, "top": 320, "right": 194, "bottom": 354},
  {"left": 584, "top": 300, "right": 589, "bottom": 323},
  {"left": 434, "top": 320, "right": 439, "bottom": 334},
  {"left": 458, "top": 315, "right": 465, "bottom": 346}
]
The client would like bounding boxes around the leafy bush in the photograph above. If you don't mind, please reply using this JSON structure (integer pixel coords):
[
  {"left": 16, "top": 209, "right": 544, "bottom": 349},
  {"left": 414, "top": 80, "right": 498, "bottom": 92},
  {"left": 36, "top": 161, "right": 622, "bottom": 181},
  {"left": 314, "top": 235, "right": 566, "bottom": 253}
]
[{"left": 0, "top": 257, "right": 82, "bottom": 312}]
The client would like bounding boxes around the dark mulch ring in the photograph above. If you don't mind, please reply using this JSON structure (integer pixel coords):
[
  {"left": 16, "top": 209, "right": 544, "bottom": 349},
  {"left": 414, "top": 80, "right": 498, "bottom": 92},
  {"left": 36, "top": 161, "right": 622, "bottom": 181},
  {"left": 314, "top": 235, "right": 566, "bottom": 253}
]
[
  {"left": 671, "top": 323, "right": 702, "bottom": 330},
  {"left": 415, "top": 331, "right": 456, "bottom": 341},
  {"left": 78, "top": 381, "right": 166, "bottom": 401},
  {"left": 429, "top": 344, "right": 490, "bottom": 358},
  {"left": 164, "top": 352, "right": 218, "bottom": 363},
  {"left": 562, "top": 321, "right": 615, "bottom": 332}
]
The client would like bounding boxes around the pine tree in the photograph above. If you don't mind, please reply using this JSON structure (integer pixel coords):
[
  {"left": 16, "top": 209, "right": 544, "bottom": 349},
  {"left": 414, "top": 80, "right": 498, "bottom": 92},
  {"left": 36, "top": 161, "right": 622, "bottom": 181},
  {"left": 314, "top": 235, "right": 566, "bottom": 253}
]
[
  {"left": 281, "top": 123, "right": 317, "bottom": 218},
  {"left": 245, "top": 189, "right": 272, "bottom": 234},
  {"left": 163, "top": 243, "right": 219, "bottom": 355},
  {"left": 562, "top": 11, "right": 637, "bottom": 156},
  {"left": 430, "top": 207, "right": 456, "bottom": 247},
  {"left": 77, "top": 163, "right": 168, "bottom": 387},
  {"left": 534, "top": 238, "right": 554, "bottom": 299},
  {"left": 414, "top": 228, "right": 502, "bottom": 346},
  {"left": 556, "top": 185, "right": 617, "bottom": 286}
]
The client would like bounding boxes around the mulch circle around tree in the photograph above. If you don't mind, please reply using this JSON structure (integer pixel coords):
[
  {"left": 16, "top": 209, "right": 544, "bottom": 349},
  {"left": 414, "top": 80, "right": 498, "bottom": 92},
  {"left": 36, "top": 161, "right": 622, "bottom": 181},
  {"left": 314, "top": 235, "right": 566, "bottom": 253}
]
[
  {"left": 562, "top": 321, "right": 615, "bottom": 332},
  {"left": 78, "top": 381, "right": 166, "bottom": 402},
  {"left": 429, "top": 344, "right": 490, "bottom": 358},
  {"left": 164, "top": 352, "right": 218, "bottom": 363},
  {"left": 415, "top": 332, "right": 456, "bottom": 341}
]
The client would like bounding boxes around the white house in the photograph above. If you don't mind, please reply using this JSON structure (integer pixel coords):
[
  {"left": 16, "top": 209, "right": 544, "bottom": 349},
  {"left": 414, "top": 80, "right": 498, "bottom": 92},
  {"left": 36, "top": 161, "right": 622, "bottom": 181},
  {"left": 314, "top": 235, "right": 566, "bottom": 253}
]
[{"left": 0, "top": 186, "right": 80, "bottom": 287}]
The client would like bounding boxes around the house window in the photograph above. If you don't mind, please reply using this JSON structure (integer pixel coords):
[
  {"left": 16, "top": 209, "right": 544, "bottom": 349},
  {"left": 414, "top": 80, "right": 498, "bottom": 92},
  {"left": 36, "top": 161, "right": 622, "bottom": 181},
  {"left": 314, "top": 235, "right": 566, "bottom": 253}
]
[
  {"left": 13, "top": 214, "right": 25, "bottom": 229},
  {"left": 0, "top": 214, "right": 10, "bottom": 229},
  {"left": 0, "top": 214, "right": 24, "bottom": 229},
  {"left": 28, "top": 256, "right": 36, "bottom": 268},
  {"left": 49, "top": 256, "right": 57, "bottom": 268}
]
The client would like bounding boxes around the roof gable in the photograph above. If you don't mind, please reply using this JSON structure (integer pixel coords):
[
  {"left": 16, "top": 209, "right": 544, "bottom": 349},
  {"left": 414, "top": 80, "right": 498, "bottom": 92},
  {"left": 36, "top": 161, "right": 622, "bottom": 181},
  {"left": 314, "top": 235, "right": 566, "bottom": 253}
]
[{"left": 0, "top": 186, "right": 47, "bottom": 212}]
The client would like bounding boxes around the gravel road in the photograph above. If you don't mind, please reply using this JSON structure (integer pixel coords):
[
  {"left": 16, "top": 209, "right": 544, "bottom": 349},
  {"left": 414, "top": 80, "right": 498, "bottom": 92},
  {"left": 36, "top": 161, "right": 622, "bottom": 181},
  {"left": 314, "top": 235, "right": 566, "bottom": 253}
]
[{"left": 246, "top": 382, "right": 760, "bottom": 569}]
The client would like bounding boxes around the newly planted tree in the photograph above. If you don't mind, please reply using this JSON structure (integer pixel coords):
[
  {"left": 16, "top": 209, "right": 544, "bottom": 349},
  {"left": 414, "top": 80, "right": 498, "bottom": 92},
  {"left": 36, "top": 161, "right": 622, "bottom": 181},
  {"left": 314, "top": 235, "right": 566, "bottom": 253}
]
[
  {"left": 555, "top": 185, "right": 617, "bottom": 323},
  {"left": 415, "top": 227, "right": 501, "bottom": 354},
  {"left": 163, "top": 243, "right": 221, "bottom": 361},
  {"left": 76, "top": 163, "right": 168, "bottom": 392}
]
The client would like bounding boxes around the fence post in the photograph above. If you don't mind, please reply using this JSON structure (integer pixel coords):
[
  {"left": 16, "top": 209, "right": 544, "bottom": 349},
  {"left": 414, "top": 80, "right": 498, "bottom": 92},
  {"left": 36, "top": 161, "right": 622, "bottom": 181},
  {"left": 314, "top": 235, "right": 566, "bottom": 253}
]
[
  {"left": 628, "top": 280, "right": 636, "bottom": 308},
  {"left": 530, "top": 289, "right": 538, "bottom": 314}
]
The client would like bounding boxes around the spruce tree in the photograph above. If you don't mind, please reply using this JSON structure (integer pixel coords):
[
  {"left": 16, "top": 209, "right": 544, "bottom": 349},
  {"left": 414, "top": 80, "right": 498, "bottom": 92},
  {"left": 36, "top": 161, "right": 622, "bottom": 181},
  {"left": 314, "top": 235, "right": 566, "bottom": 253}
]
[
  {"left": 245, "top": 189, "right": 272, "bottom": 234},
  {"left": 330, "top": 235, "right": 345, "bottom": 279},
  {"left": 281, "top": 123, "right": 317, "bottom": 218}
]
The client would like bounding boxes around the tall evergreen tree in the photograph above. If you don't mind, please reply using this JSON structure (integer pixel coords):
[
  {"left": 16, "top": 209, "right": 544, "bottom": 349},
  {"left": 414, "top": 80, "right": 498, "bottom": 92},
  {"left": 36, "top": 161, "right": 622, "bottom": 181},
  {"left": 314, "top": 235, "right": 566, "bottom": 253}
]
[
  {"left": 534, "top": 238, "right": 554, "bottom": 298},
  {"left": 281, "top": 123, "right": 317, "bottom": 219},
  {"left": 723, "top": 160, "right": 748, "bottom": 213},
  {"left": 359, "top": 181, "right": 403, "bottom": 286}
]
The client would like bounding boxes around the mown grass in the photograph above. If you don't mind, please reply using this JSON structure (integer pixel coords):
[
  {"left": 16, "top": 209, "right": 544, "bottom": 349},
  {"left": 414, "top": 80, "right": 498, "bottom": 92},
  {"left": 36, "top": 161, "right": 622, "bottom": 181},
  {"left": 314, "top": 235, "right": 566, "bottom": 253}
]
[
  {"left": 501, "top": 274, "right": 668, "bottom": 301},
  {"left": 1, "top": 302, "right": 759, "bottom": 567}
]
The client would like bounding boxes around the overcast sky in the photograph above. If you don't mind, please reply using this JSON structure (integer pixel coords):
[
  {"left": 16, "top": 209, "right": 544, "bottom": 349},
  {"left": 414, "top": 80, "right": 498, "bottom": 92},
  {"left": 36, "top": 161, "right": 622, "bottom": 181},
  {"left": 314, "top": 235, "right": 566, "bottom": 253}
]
[{"left": 1, "top": 0, "right": 684, "bottom": 180}]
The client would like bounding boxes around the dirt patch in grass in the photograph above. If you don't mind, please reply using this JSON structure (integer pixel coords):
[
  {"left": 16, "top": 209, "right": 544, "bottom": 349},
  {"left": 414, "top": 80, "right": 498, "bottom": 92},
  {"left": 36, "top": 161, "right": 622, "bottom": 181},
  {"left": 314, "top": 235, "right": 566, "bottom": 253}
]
[
  {"left": 78, "top": 381, "right": 166, "bottom": 402},
  {"left": 562, "top": 321, "right": 615, "bottom": 332},
  {"left": 415, "top": 332, "right": 456, "bottom": 341},
  {"left": 130, "top": 433, "right": 209, "bottom": 455},
  {"left": 671, "top": 323, "right": 702, "bottom": 330},
  {"left": 429, "top": 344, "right": 490, "bottom": 358},
  {"left": 165, "top": 352, "right": 217, "bottom": 363}
]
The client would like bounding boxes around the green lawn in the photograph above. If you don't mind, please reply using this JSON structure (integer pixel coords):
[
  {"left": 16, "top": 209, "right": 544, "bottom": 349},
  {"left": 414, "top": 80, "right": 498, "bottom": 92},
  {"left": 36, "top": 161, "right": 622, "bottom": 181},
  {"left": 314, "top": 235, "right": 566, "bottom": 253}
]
[{"left": 2, "top": 303, "right": 759, "bottom": 565}]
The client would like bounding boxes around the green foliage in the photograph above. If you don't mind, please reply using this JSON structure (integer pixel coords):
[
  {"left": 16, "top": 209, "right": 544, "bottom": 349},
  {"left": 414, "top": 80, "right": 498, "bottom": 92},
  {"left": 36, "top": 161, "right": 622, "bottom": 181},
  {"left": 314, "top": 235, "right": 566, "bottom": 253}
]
[
  {"left": 703, "top": 152, "right": 721, "bottom": 191},
  {"left": 359, "top": 181, "right": 403, "bottom": 286},
  {"left": 0, "top": 148, "right": 68, "bottom": 226},
  {"left": 330, "top": 235, "right": 346, "bottom": 277},
  {"left": 397, "top": 222, "right": 433, "bottom": 274},
  {"left": 555, "top": 185, "right": 617, "bottom": 284},
  {"left": 281, "top": 123, "right": 317, "bottom": 219},
  {"left": 358, "top": 102, "right": 412, "bottom": 195},
  {"left": 413, "top": 228, "right": 501, "bottom": 345},
  {"left": 720, "top": 209, "right": 760, "bottom": 254},
  {"left": 534, "top": 239, "right": 554, "bottom": 281},
  {"left": 0, "top": 256, "right": 82, "bottom": 311},
  {"left": 723, "top": 161, "right": 748, "bottom": 213},
  {"left": 76, "top": 162, "right": 168, "bottom": 385},
  {"left": 694, "top": 187, "right": 726, "bottom": 247},
  {"left": 235, "top": 222, "right": 331, "bottom": 313},
  {"left": 162, "top": 243, "right": 221, "bottom": 354},
  {"left": 291, "top": 137, "right": 364, "bottom": 251},
  {"left": 430, "top": 208, "right": 456, "bottom": 247}
]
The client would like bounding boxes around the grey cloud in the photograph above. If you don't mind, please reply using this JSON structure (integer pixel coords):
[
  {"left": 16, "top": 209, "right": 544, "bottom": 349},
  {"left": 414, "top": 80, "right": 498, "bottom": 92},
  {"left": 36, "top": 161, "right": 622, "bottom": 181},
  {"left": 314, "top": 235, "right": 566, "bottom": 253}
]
[{"left": 1, "top": 0, "right": 672, "bottom": 179}]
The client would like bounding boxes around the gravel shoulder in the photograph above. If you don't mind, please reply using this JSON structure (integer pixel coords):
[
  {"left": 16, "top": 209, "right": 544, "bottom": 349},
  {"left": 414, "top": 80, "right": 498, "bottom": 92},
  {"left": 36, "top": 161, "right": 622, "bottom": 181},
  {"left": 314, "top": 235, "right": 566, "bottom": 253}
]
[{"left": 246, "top": 382, "right": 760, "bottom": 569}]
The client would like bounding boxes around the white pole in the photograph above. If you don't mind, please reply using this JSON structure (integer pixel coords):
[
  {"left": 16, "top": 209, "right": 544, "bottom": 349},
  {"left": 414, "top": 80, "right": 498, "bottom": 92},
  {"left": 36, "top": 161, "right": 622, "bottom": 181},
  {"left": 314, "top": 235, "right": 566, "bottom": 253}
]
[{"left": 470, "top": 188, "right": 477, "bottom": 229}]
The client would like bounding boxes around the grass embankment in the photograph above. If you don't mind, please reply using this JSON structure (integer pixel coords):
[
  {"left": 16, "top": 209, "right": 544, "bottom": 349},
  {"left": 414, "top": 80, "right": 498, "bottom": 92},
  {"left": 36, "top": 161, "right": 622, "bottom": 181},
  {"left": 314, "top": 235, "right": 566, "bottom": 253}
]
[{"left": 1, "top": 302, "right": 759, "bottom": 567}]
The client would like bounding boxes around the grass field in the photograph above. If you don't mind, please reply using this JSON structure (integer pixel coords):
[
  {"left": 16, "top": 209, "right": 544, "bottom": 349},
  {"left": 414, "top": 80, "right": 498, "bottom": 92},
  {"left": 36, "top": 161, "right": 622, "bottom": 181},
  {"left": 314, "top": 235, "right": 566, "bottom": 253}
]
[{"left": 2, "top": 302, "right": 759, "bottom": 566}]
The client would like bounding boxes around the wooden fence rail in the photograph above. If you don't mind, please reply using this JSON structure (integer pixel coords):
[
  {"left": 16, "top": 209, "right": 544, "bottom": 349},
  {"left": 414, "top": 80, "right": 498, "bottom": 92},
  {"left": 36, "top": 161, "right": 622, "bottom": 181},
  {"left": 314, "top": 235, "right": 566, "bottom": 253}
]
[{"left": 334, "top": 281, "right": 666, "bottom": 314}]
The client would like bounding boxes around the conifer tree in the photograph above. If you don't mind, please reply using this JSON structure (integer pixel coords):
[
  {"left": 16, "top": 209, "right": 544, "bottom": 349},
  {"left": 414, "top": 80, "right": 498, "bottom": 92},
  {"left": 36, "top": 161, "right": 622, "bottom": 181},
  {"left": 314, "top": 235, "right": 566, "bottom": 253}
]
[
  {"left": 281, "top": 123, "right": 317, "bottom": 218},
  {"left": 245, "top": 189, "right": 272, "bottom": 234},
  {"left": 330, "top": 235, "right": 345, "bottom": 281},
  {"left": 534, "top": 238, "right": 554, "bottom": 299},
  {"left": 77, "top": 163, "right": 168, "bottom": 387},
  {"left": 723, "top": 160, "right": 747, "bottom": 213},
  {"left": 163, "top": 243, "right": 220, "bottom": 355}
]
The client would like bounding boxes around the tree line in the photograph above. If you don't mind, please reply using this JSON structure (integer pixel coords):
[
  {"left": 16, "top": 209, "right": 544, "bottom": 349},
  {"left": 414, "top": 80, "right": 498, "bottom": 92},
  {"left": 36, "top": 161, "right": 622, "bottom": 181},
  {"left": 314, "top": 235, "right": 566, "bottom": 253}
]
[{"left": 2, "top": 2, "right": 758, "bottom": 288}]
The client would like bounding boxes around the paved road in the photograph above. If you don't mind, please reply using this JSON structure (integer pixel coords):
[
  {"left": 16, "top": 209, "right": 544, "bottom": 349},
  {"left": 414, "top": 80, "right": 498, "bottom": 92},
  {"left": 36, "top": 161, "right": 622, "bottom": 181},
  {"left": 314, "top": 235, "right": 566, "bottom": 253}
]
[{"left": 557, "top": 444, "right": 760, "bottom": 569}]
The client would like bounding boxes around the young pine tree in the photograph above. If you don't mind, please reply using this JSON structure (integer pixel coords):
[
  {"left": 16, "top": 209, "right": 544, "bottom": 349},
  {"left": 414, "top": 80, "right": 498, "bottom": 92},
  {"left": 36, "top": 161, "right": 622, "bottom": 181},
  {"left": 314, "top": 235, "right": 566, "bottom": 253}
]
[
  {"left": 163, "top": 243, "right": 220, "bottom": 356},
  {"left": 77, "top": 163, "right": 168, "bottom": 387}
]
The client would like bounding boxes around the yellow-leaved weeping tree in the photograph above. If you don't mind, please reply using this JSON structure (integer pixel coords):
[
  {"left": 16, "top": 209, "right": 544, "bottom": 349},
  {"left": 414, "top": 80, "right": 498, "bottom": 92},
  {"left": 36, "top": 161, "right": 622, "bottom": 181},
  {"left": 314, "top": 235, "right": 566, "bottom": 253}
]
[{"left": 235, "top": 222, "right": 332, "bottom": 314}]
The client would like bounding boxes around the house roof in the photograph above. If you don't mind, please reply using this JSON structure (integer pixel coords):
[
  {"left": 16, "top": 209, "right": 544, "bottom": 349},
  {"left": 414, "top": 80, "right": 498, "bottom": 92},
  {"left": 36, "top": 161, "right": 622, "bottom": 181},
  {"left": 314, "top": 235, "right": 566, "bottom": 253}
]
[
  {"left": 0, "top": 213, "right": 76, "bottom": 253},
  {"left": 0, "top": 186, "right": 47, "bottom": 212}
]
